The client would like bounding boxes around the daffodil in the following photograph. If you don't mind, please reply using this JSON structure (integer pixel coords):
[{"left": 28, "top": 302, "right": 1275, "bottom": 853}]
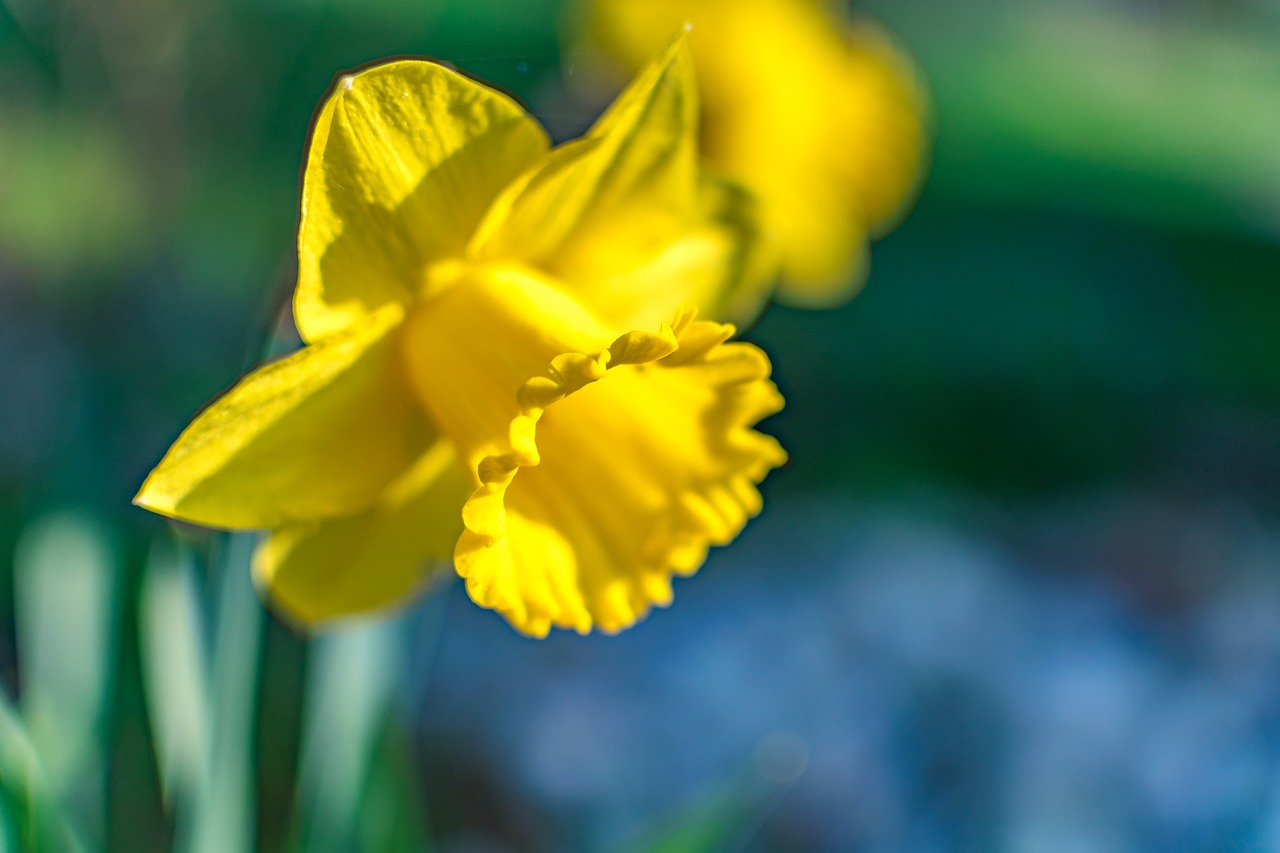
[
  {"left": 134, "top": 39, "right": 786, "bottom": 637},
  {"left": 578, "top": 0, "right": 930, "bottom": 306}
]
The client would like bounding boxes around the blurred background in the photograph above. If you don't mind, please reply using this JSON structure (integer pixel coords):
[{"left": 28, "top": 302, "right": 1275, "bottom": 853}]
[{"left": 3, "top": 0, "right": 1280, "bottom": 850}]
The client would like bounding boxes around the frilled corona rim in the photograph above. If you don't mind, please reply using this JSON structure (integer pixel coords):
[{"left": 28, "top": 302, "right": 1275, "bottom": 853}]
[{"left": 455, "top": 305, "right": 786, "bottom": 636}]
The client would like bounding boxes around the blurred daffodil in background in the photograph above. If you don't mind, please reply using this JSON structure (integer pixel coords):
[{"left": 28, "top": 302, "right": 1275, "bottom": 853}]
[
  {"left": 577, "top": 0, "right": 930, "bottom": 305},
  {"left": 134, "top": 38, "right": 786, "bottom": 638}
]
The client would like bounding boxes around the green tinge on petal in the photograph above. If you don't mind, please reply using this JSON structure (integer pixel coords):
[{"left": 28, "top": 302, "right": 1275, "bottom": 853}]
[
  {"left": 253, "top": 439, "right": 472, "bottom": 627},
  {"left": 662, "top": 173, "right": 778, "bottom": 327},
  {"left": 134, "top": 306, "right": 423, "bottom": 530},
  {"left": 295, "top": 59, "right": 550, "bottom": 343}
]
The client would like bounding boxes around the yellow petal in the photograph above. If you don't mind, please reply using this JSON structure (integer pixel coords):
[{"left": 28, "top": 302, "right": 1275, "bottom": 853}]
[
  {"left": 253, "top": 438, "right": 472, "bottom": 626},
  {"left": 458, "top": 311, "right": 785, "bottom": 637},
  {"left": 579, "top": 0, "right": 929, "bottom": 306},
  {"left": 397, "top": 264, "right": 784, "bottom": 636},
  {"left": 295, "top": 59, "right": 550, "bottom": 342},
  {"left": 472, "top": 35, "right": 696, "bottom": 263},
  {"left": 469, "top": 35, "right": 765, "bottom": 330},
  {"left": 134, "top": 306, "right": 424, "bottom": 529}
]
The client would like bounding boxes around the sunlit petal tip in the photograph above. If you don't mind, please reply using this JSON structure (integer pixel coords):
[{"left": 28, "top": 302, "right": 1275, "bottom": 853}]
[
  {"left": 453, "top": 309, "right": 786, "bottom": 636},
  {"left": 652, "top": 24, "right": 695, "bottom": 68}
]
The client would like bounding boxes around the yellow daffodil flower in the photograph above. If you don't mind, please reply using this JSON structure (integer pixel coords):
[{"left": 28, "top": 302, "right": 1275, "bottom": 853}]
[
  {"left": 578, "top": 0, "right": 930, "bottom": 306},
  {"left": 134, "top": 38, "right": 786, "bottom": 637}
]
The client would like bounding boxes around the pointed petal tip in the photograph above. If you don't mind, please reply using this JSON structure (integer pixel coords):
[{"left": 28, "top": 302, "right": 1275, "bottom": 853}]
[
  {"left": 649, "top": 23, "right": 694, "bottom": 70},
  {"left": 132, "top": 478, "right": 168, "bottom": 514}
]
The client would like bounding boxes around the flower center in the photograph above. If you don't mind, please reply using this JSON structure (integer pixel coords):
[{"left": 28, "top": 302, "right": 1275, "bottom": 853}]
[{"left": 399, "top": 263, "right": 613, "bottom": 474}]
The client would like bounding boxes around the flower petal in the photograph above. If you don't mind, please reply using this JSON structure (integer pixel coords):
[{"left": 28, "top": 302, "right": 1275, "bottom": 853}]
[
  {"left": 252, "top": 438, "right": 472, "bottom": 626},
  {"left": 296, "top": 59, "right": 550, "bottom": 342},
  {"left": 471, "top": 35, "right": 696, "bottom": 263},
  {"left": 134, "top": 306, "right": 425, "bottom": 529},
  {"left": 469, "top": 36, "right": 767, "bottom": 330}
]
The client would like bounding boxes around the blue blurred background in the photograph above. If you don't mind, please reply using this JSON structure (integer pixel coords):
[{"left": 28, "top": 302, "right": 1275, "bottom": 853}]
[{"left": 3, "top": 0, "right": 1280, "bottom": 850}]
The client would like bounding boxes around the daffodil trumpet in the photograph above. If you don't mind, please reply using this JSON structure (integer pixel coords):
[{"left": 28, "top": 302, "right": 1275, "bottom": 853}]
[{"left": 135, "top": 37, "right": 785, "bottom": 637}]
